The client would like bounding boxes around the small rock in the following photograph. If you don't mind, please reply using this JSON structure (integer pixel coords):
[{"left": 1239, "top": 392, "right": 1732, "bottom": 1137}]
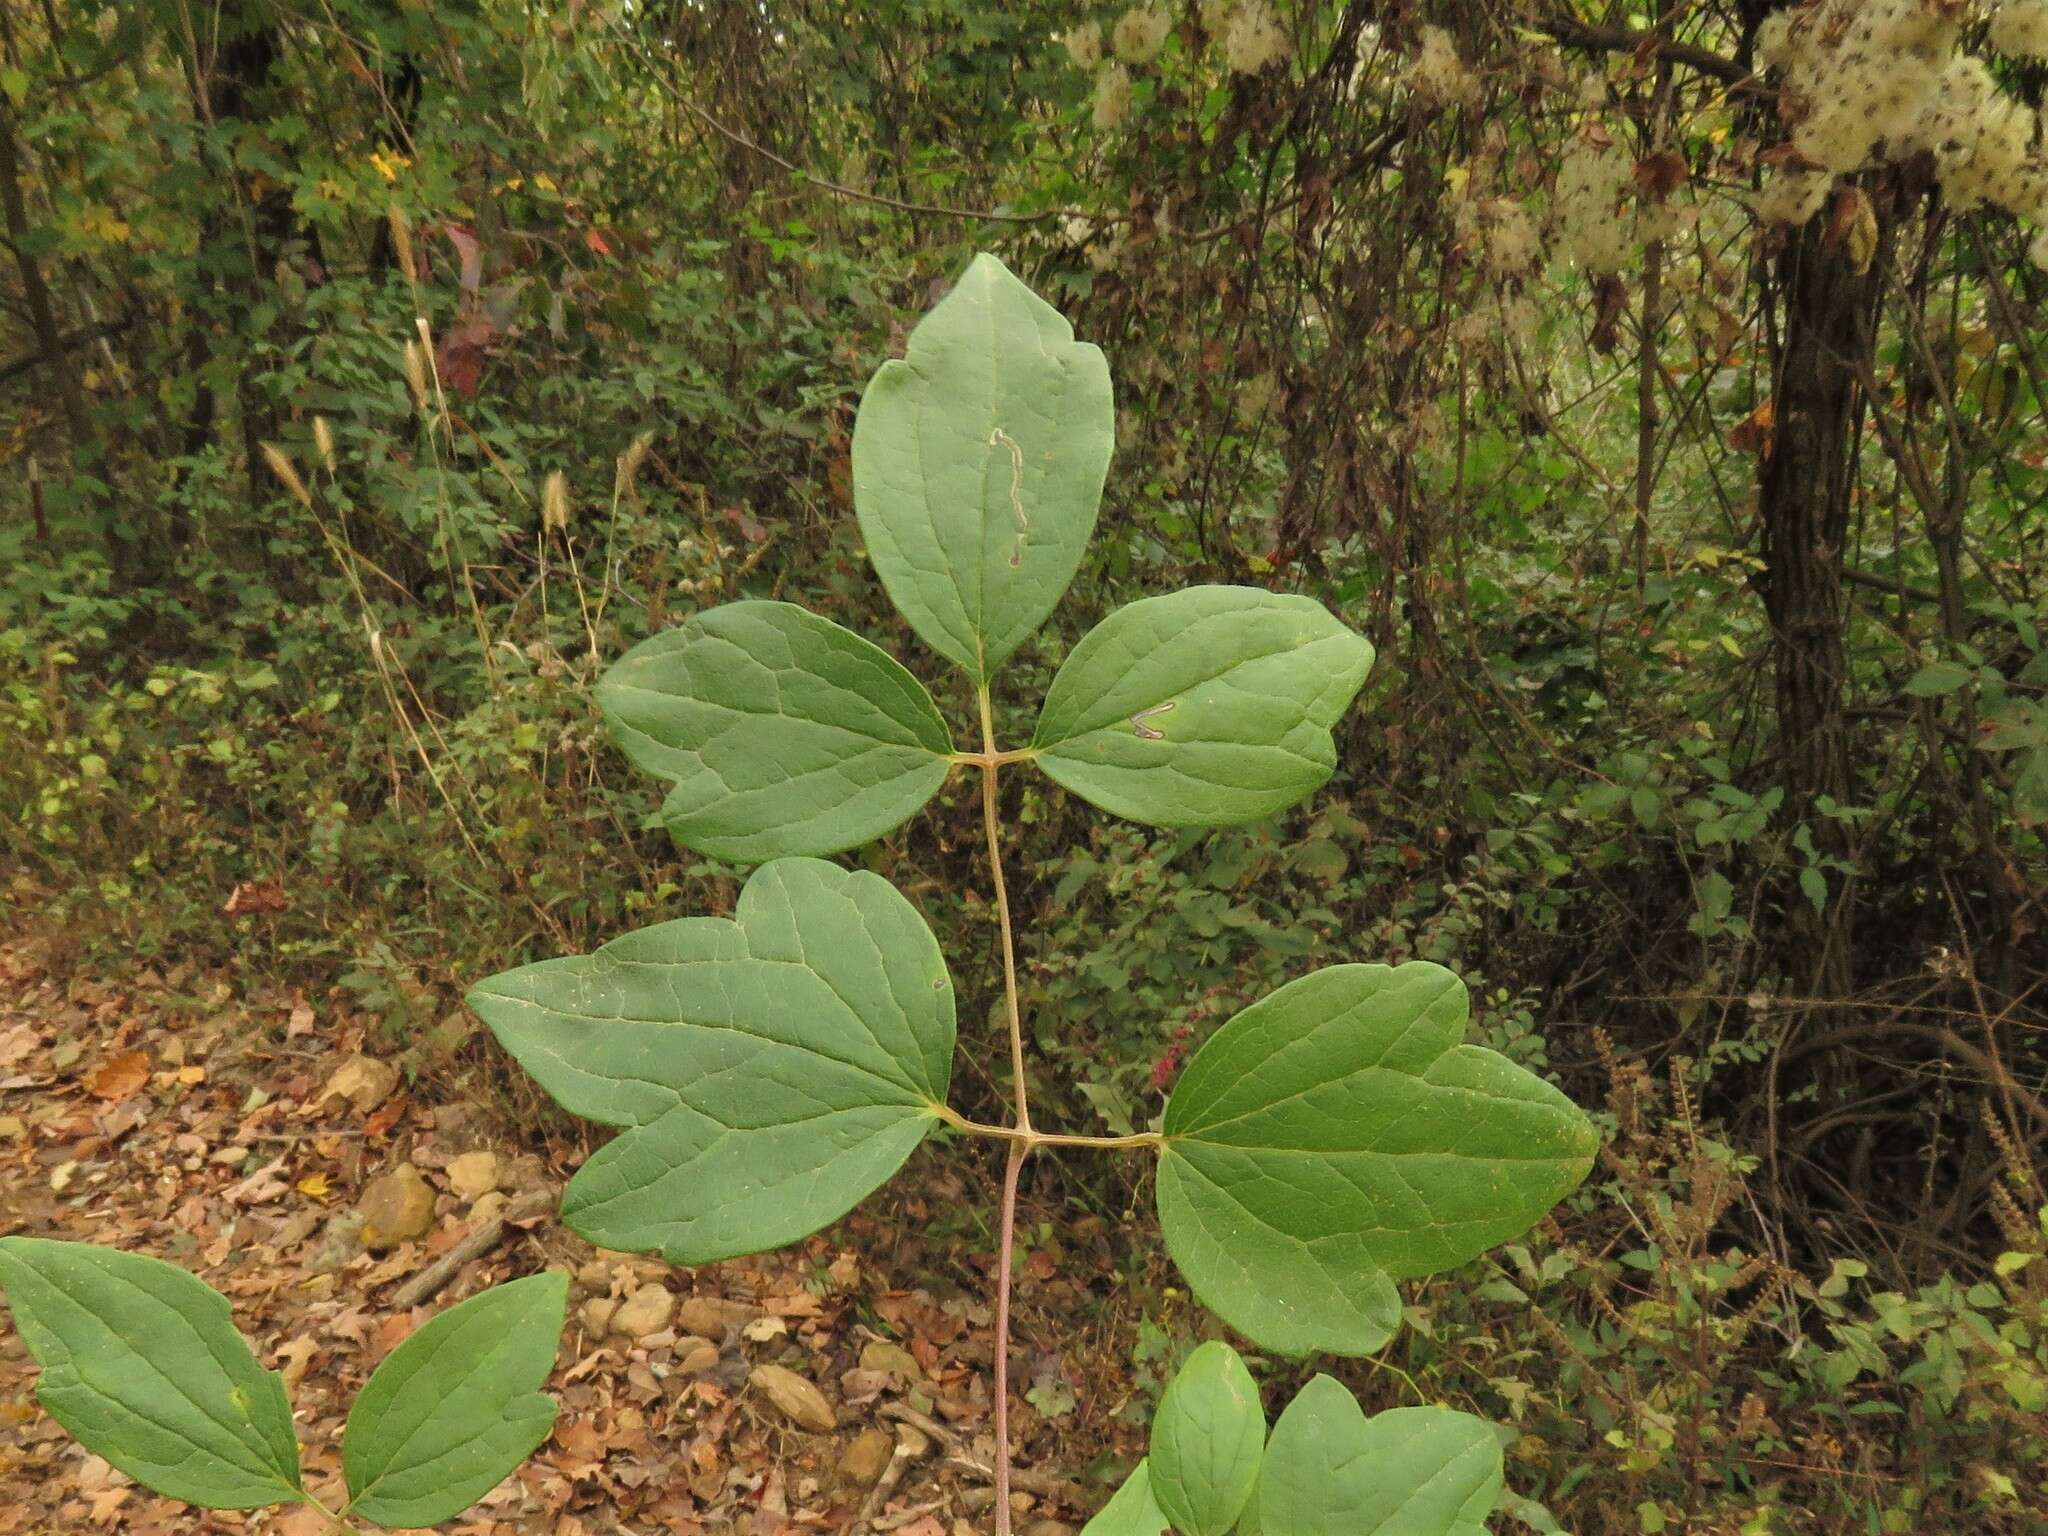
[
  {"left": 469, "top": 1190, "right": 509, "bottom": 1226},
  {"left": 319, "top": 1054, "right": 399, "bottom": 1115},
  {"left": 751, "top": 1362, "right": 837, "bottom": 1431},
  {"left": 837, "top": 1426, "right": 894, "bottom": 1487},
  {"left": 676, "top": 1338, "right": 722, "bottom": 1375},
  {"left": 859, "top": 1340, "right": 923, "bottom": 1380},
  {"left": 357, "top": 1163, "right": 435, "bottom": 1251},
  {"left": 611, "top": 1285, "right": 674, "bottom": 1339},
  {"left": 678, "top": 1295, "right": 759, "bottom": 1337},
  {"left": 445, "top": 1150, "right": 499, "bottom": 1200},
  {"left": 431, "top": 1104, "right": 475, "bottom": 1135},
  {"left": 580, "top": 1297, "right": 618, "bottom": 1336}
]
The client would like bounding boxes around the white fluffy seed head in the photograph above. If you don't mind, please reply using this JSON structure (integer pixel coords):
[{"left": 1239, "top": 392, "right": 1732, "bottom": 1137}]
[
  {"left": 1750, "top": 0, "right": 2047, "bottom": 223},
  {"left": 1754, "top": 167, "right": 1834, "bottom": 227},
  {"left": 1551, "top": 140, "right": 1634, "bottom": 273},
  {"left": 1112, "top": 6, "right": 1171, "bottom": 64},
  {"left": 1993, "top": 1, "right": 2048, "bottom": 60},
  {"left": 1224, "top": 0, "right": 1289, "bottom": 75},
  {"left": 1093, "top": 62, "right": 1133, "bottom": 129},
  {"left": 1064, "top": 20, "right": 1103, "bottom": 70},
  {"left": 1409, "top": 25, "right": 1479, "bottom": 109}
]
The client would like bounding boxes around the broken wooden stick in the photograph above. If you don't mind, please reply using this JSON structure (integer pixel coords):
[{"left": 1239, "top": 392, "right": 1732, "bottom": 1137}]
[{"left": 386, "top": 1189, "right": 551, "bottom": 1309}]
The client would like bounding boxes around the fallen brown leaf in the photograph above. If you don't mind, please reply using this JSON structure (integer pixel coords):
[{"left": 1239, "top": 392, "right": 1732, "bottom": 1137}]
[
  {"left": 86, "top": 1049, "right": 150, "bottom": 1102},
  {"left": 222, "top": 880, "right": 289, "bottom": 916}
]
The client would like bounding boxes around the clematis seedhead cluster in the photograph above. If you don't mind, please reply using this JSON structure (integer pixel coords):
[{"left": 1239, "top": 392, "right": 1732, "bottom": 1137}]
[
  {"left": 1221, "top": 1, "right": 1290, "bottom": 76},
  {"left": 1061, "top": 1, "right": 1293, "bottom": 130},
  {"left": 1092, "top": 61, "right": 1133, "bottom": 129},
  {"left": 1064, "top": 20, "right": 1104, "bottom": 70},
  {"left": 1408, "top": 25, "right": 1480, "bottom": 109},
  {"left": 1755, "top": 0, "right": 2048, "bottom": 257},
  {"left": 1112, "top": 6, "right": 1171, "bottom": 65},
  {"left": 1551, "top": 139, "right": 1636, "bottom": 275}
]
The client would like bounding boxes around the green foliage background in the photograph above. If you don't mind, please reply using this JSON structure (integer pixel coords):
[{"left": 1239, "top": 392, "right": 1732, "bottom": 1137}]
[{"left": 2, "top": 2, "right": 2046, "bottom": 1531}]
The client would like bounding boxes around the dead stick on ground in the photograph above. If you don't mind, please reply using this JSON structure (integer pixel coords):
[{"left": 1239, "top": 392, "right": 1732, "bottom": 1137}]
[
  {"left": 879, "top": 1401, "right": 957, "bottom": 1446},
  {"left": 871, "top": 1502, "right": 948, "bottom": 1532},
  {"left": 386, "top": 1190, "right": 552, "bottom": 1309},
  {"left": 850, "top": 1425, "right": 931, "bottom": 1534},
  {"left": 876, "top": 1404, "right": 1083, "bottom": 1507}
]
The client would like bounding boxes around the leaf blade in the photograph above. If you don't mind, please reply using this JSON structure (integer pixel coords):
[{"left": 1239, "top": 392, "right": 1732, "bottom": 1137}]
[
  {"left": 1149, "top": 1341, "right": 1266, "bottom": 1536},
  {"left": 596, "top": 600, "right": 953, "bottom": 862},
  {"left": 0, "top": 1239, "right": 301, "bottom": 1510},
  {"left": 469, "top": 859, "right": 953, "bottom": 1262},
  {"left": 1080, "top": 1458, "right": 1173, "bottom": 1536},
  {"left": 1158, "top": 963, "right": 1595, "bottom": 1357},
  {"left": 343, "top": 1273, "right": 568, "bottom": 1528},
  {"left": 1259, "top": 1378, "right": 1501, "bottom": 1536},
  {"left": 852, "top": 253, "right": 1113, "bottom": 681},
  {"left": 1032, "top": 587, "right": 1373, "bottom": 827}
]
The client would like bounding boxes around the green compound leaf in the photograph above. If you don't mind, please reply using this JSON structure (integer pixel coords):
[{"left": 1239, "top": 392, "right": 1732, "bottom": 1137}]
[
  {"left": 596, "top": 601, "right": 954, "bottom": 862},
  {"left": 1259, "top": 1377, "right": 1501, "bottom": 1536},
  {"left": 0, "top": 1238, "right": 301, "bottom": 1510},
  {"left": 1080, "top": 1457, "right": 1172, "bottom": 1536},
  {"left": 469, "top": 858, "right": 954, "bottom": 1263},
  {"left": 1157, "top": 963, "right": 1597, "bottom": 1357},
  {"left": 852, "top": 252, "right": 1113, "bottom": 683},
  {"left": 1031, "top": 587, "right": 1373, "bottom": 828},
  {"left": 343, "top": 1272, "right": 568, "bottom": 1528},
  {"left": 1149, "top": 1341, "right": 1266, "bottom": 1536}
]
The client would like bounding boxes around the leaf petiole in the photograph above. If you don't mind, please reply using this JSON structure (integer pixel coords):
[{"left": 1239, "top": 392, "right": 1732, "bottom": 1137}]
[
  {"left": 299, "top": 1490, "right": 371, "bottom": 1536},
  {"left": 932, "top": 1101, "right": 1162, "bottom": 1151}
]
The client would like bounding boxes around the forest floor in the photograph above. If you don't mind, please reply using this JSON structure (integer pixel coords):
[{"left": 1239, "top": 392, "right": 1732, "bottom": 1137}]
[{"left": 0, "top": 939, "right": 1130, "bottom": 1536}]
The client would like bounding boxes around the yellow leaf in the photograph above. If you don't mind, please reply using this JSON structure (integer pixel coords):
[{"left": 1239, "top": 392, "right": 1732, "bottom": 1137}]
[{"left": 296, "top": 1172, "right": 332, "bottom": 1200}]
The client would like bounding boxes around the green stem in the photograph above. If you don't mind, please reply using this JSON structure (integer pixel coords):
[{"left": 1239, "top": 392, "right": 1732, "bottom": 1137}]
[
  {"left": 298, "top": 1491, "right": 369, "bottom": 1536},
  {"left": 977, "top": 682, "right": 1029, "bottom": 1536},
  {"left": 934, "top": 1102, "right": 1162, "bottom": 1151},
  {"left": 949, "top": 746, "right": 1040, "bottom": 768},
  {"left": 978, "top": 686, "right": 1032, "bottom": 1136}
]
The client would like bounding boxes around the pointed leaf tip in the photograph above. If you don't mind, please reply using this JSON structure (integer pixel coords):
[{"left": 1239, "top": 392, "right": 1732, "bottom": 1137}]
[
  {"left": 0, "top": 1239, "right": 301, "bottom": 1510},
  {"left": 852, "top": 253, "right": 1113, "bottom": 682},
  {"left": 343, "top": 1272, "right": 569, "bottom": 1527},
  {"left": 1081, "top": 1458, "right": 1173, "bottom": 1536}
]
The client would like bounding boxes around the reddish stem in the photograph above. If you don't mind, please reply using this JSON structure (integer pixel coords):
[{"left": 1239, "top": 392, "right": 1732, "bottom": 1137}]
[{"left": 992, "top": 1138, "right": 1026, "bottom": 1534}]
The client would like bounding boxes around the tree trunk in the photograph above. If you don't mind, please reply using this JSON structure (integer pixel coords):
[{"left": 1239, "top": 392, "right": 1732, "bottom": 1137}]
[
  {"left": 0, "top": 102, "right": 92, "bottom": 456},
  {"left": 178, "top": 0, "right": 308, "bottom": 516},
  {"left": 1754, "top": 206, "right": 1881, "bottom": 996}
]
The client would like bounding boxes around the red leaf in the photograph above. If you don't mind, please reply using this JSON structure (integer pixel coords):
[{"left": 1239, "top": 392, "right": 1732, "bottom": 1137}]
[
  {"left": 439, "top": 221, "right": 483, "bottom": 295},
  {"left": 434, "top": 316, "right": 498, "bottom": 399}
]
